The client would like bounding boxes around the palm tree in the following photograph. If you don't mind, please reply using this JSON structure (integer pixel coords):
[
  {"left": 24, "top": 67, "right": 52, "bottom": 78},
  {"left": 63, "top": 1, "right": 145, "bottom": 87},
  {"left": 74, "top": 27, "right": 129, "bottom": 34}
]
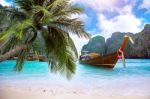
[{"left": 0, "top": 0, "right": 90, "bottom": 79}]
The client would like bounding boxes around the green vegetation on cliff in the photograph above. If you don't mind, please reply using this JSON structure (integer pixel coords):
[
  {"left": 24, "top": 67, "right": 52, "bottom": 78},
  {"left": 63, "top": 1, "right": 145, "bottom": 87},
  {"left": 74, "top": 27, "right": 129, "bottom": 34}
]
[{"left": 82, "top": 36, "right": 105, "bottom": 55}]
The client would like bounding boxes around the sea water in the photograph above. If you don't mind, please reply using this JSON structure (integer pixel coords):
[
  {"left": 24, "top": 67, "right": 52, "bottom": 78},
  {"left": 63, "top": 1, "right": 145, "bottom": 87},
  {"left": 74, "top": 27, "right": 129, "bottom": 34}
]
[
  {"left": 0, "top": 59, "right": 150, "bottom": 95},
  {"left": 0, "top": 59, "right": 150, "bottom": 79}
]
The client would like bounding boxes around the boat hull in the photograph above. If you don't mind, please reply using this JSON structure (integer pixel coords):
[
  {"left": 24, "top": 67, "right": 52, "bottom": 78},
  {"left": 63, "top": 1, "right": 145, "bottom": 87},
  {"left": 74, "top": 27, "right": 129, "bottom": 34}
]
[{"left": 79, "top": 52, "right": 118, "bottom": 68}]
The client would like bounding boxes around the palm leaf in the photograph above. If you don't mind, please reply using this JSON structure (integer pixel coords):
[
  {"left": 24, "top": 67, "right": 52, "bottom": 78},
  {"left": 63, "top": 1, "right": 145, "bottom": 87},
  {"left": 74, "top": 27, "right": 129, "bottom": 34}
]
[
  {"left": 15, "top": 0, "right": 33, "bottom": 12},
  {"left": 40, "top": 27, "right": 77, "bottom": 79},
  {"left": 14, "top": 50, "right": 27, "bottom": 71},
  {"left": 50, "top": 18, "right": 90, "bottom": 38}
]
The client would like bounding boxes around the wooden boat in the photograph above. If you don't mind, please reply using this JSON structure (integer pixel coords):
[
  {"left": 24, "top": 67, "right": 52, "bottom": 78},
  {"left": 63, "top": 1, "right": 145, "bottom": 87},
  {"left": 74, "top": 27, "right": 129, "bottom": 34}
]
[
  {"left": 79, "top": 35, "right": 129, "bottom": 68},
  {"left": 38, "top": 55, "right": 47, "bottom": 62},
  {"left": 25, "top": 54, "right": 47, "bottom": 61}
]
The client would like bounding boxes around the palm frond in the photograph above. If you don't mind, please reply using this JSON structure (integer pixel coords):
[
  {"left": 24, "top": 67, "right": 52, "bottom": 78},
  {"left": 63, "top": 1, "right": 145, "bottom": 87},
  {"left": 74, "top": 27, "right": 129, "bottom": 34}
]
[
  {"left": 0, "top": 36, "right": 18, "bottom": 54},
  {"left": 0, "top": 26, "right": 14, "bottom": 41},
  {"left": 32, "top": 5, "right": 53, "bottom": 24},
  {"left": 65, "top": 52, "right": 76, "bottom": 79},
  {"left": 50, "top": 18, "right": 90, "bottom": 38},
  {"left": 14, "top": 19, "right": 33, "bottom": 39},
  {"left": 40, "top": 27, "right": 77, "bottom": 79},
  {"left": 43, "top": 0, "right": 56, "bottom": 7},
  {"left": 14, "top": 50, "right": 27, "bottom": 71},
  {"left": 67, "top": 34, "right": 78, "bottom": 58},
  {"left": 14, "top": 30, "right": 37, "bottom": 71},
  {"left": 1, "top": 7, "right": 26, "bottom": 21},
  {"left": 15, "top": 0, "right": 33, "bottom": 12},
  {"left": 0, "top": 19, "right": 32, "bottom": 41},
  {"left": 52, "top": 4, "right": 84, "bottom": 17},
  {"left": 33, "top": 0, "right": 46, "bottom": 6},
  {"left": 47, "top": 0, "right": 69, "bottom": 11}
]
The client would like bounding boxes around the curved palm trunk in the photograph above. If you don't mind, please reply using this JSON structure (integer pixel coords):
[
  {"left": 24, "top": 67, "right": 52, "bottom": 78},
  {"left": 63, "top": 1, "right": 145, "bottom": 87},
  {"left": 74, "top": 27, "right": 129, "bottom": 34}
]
[
  {"left": 0, "top": 44, "right": 28, "bottom": 62},
  {"left": 0, "top": 31, "right": 37, "bottom": 62}
]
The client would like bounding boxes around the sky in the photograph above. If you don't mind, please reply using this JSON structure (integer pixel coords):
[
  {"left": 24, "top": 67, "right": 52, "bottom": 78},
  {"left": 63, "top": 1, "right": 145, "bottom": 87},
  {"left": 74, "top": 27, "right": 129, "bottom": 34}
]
[{"left": 0, "top": 0, "right": 150, "bottom": 52}]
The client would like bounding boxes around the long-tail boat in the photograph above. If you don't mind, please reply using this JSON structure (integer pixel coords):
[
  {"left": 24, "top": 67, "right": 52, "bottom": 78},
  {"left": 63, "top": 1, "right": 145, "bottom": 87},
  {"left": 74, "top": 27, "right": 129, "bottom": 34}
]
[{"left": 79, "top": 35, "right": 130, "bottom": 68}]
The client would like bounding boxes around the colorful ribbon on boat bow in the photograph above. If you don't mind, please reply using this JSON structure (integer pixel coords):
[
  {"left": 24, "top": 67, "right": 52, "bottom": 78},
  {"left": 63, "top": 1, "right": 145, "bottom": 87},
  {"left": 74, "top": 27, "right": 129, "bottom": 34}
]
[
  {"left": 117, "top": 48, "right": 124, "bottom": 59},
  {"left": 117, "top": 48, "right": 126, "bottom": 68}
]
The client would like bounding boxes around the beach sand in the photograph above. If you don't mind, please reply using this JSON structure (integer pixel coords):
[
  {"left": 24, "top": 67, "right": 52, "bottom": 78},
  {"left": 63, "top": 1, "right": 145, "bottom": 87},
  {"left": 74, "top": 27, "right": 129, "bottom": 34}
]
[
  {"left": 0, "top": 87, "right": 149, "bottom": 99},
  {"left": 0, "top": 80, "right": 150, "bottom": 99}
]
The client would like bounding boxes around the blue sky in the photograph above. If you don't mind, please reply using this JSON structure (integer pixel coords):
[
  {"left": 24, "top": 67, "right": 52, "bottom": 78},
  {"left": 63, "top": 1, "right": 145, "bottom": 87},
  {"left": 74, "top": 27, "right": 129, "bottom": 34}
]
[
  {"left": 71, "top": 0, "right": 150, "bottom": 38},
  {"left": 1, "top": 0, "right": 150, "bottom": 51}
]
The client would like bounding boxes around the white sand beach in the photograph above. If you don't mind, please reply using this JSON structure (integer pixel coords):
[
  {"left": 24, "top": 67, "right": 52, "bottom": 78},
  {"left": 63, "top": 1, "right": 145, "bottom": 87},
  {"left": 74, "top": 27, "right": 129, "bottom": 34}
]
[
  {"left": 0, "top": 85, "right": 149, "bottom": 99},
  {"left": 0, "top": 76, "right": 150, "bottom": 99}
]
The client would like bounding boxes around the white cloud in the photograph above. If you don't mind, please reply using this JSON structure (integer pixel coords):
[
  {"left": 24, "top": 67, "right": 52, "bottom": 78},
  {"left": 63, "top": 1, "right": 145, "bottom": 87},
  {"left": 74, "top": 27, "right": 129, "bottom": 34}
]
[
  {"left": 79, "top": 14, "right": 90, "bottom": 23},
  {"left": 117, "top": 5, "right": 132, "bottom": 15},
  {"left": 87, "top": 29, "right": 97, "bottom": 35},
  {"left": 97, "top": 6, "right": 143, "bottom": 38},
  {"left": 71, "top": 0, "right": 143, "bottom": 38},
  {"left": 72, "top": 0, "right": 119, "bottom": 13},
  {"left": 139, "top": 0, "right": 150, "bottom": 13},
  {"left": 71, "top": 0, "right": 137, "bottom": 13},
  {"left": 98, "top": 14, "right": 142, "bottom": 38},
  {"left": 0, "top": 0, "right": 11, "bottom": 6},
  {"left": 71, "top": 13, "right": 90, "bottom": 24}
]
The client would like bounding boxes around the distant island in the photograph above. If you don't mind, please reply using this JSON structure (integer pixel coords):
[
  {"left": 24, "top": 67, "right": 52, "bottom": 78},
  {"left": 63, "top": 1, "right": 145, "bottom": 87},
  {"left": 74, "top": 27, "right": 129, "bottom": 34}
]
[{"left": 82, "top": 24, "right": 150, "bottom": 58}]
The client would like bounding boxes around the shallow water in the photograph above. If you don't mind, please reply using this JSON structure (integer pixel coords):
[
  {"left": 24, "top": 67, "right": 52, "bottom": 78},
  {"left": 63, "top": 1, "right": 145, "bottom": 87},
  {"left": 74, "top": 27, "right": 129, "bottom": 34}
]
[
  {"left": 0, "top": 59, "right": 150, "bottom": 95},
  {"left": 0, "top": 59, "right": 150, "bottom": 79}
]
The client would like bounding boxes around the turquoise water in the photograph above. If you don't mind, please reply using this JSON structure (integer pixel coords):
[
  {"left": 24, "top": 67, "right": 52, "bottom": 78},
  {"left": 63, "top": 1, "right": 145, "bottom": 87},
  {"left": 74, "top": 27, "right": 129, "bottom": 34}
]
[
  {"left": 0, "top": 59, "right": 150, "bottom": 80},
  {"left": 0, "top": 59, "right": 150, "bottom": 84}
]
